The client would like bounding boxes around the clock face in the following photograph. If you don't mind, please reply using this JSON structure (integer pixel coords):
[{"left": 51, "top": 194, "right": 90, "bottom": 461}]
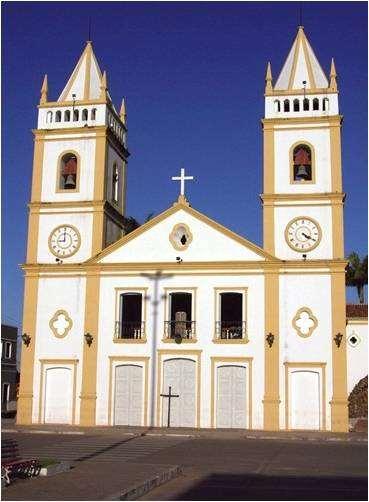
[
  {"left": 285, "top": 217, "right": 322, "bottom": 252},
  {"left": 48, "top": 225, "right": 81, "bottom": 258}
]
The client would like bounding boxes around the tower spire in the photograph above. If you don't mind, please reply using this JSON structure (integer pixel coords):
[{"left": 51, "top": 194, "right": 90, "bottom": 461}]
[
  {"left": 265, "top": 62, "right": 273, "bottom": 93},
  {"left": 40, "top": 74, "right": 48, "bottom": 105},
  {"left": 100, "top": 70, "right": 108, "bottom": 101},
  {"left": 329, "top": 58, "right": 338, "bottom": 91},
  {"left": 120, "top": 97, "right": 127, "bottom": 125}
]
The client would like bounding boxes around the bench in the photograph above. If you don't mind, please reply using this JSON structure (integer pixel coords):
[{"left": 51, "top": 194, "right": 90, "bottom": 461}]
[{"left": 1, "top": 439, "right": 40, "bottom": 486}]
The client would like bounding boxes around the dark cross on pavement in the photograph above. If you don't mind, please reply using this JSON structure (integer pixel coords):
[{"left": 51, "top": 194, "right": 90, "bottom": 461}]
[{"left": 160, "top": 385, "right": 179, "bottom": 428}]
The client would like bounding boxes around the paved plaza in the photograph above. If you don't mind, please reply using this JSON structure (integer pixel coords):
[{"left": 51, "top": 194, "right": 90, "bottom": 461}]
[{"left": 2, "top": 429, "right": 368, "bottom": 501}]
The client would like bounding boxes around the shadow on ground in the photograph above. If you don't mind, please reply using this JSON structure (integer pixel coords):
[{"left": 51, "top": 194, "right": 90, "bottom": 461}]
[{"left": 175, "top": 472, "right": 368, "bottom": 501}]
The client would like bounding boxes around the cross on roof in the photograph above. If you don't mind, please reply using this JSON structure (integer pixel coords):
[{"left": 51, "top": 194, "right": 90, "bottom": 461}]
[{"left": 171, "top": 167, "right": 194, "bottom": 197}]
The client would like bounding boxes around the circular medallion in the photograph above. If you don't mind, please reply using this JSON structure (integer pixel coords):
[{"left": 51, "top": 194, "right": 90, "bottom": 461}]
[
  {"left": 48, "top": 224, "right": 81, "bottom": 258},
  {"left": 285, "top": 217, "right": 322, "bottom": 252}
]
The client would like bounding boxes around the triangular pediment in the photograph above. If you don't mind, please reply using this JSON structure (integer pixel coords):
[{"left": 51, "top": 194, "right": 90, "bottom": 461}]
[{"left": 91, "top": 199, "right": 278, "bottom": 264}]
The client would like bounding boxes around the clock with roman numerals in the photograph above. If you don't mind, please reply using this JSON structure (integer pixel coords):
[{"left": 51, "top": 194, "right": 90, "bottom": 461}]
[
  {"left": 48, "top": 224, "right": 81, "bottom": 258},
  {"left": 285, "top": 217, "right": 322, "bottom": 252}
]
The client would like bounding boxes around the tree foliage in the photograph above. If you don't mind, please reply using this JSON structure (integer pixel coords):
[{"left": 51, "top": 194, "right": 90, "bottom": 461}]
[
  {"left": 346, "top": 252, "right": 368, "bottom": 304},
  {"left": 122, "top": 212, "right": 155, "bottom": 235}
]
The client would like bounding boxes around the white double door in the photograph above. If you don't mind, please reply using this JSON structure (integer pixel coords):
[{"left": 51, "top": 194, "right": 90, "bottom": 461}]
[
  {"left": 114, "top": 364, "right": 143, "bottom": 426},
  {"left": 162, "top": 358, "right": 196, "bottom": 428},
  {"left": 217, "top": 365, "right": 247, "bottom": 428},
  {"left": 290, "top": 370, "right": 321, "bottom": 430},
  {"left": 44, "top": 367, "right": 73, "bottom": 424}
]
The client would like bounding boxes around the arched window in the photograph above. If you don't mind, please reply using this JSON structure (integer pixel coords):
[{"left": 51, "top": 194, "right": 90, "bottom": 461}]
[
  {"left": 73, "top": 109, "right": 79, "bottom": 121},
  {"left": 323, "top": 98, "right": 329, "bottom": 111},
  {"left": 46, "top": 111, "right": 53, "bottom": 123},
  {"left": 55, "top": 111, "right": 61, "bottom": 122},
  {"left": 313, "top": 98, "right": 319, "bottom": 111},
  {"left": 303, "top": 98, "right": 309, "bottom": 111},
  {"left": 112, "top": 163, "right": 119, "bottom": 203},
  {"left": 284, "top": 99, "right": 290, "bottom": 112},
  {"left": 292, "top": 144, "right": 313, "bottom": 182},
  {"left": 293, "top": 99, "right": 300, "bottom": 112},
  {"left": 82, "top": 109, "right": 88, "bottom": 121},
  {"left": 64, "top": 110, "right": 71, "bottom": 122},
  {"left": 91, "top": 108, "right": 97, "bottom": 120},
  {"left": 274, "top": 100, "right": 281, "bottom": 113},
  {"left": 59, "top": 152, "right": 78, "bottom": 190}
]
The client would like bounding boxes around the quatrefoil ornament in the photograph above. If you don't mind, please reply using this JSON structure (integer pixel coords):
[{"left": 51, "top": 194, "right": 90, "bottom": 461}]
[
  {"left": 49, "top": 310, "right": 73, "bottom": 339},
  {"left": 292, "top": 307, "right": 318, "bottom": 338}
]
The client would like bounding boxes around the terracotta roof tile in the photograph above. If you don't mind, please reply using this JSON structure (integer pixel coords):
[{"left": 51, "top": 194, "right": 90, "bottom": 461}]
[{"left": 346, "top": 304, "right": 368, "bottom": 318}]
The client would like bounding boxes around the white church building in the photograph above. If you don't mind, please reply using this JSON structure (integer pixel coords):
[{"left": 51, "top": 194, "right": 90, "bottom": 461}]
[{"left": 17, "top": 27, "right": 367, "bottom": 432}]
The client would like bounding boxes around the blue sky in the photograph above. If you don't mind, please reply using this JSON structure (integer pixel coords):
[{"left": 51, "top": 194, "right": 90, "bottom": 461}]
[{"left": 2, "top": 2, "right": 368, "bottom": 327}]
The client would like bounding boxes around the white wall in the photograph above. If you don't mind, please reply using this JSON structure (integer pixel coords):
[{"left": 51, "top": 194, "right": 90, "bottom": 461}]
[
  {"left": 346, "top": 321, "right": 368, "bottom": 393},
  {"left": 38, "top": 104, "right": 106, "bottom": 129},
  {"left": 32, "top": 276, "right": 86, "bottom": 423},
  {"left": 265, "top": 94, "right": 339, "bottom": 119}
]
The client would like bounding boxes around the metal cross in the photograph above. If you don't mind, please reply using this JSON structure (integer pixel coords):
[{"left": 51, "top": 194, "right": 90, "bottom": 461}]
[
  {"left": 160, "top": 385, "right": 179, "bottom": 428},
  {"left": 171, "top": 168, "right": 194, "bottom": 197}
]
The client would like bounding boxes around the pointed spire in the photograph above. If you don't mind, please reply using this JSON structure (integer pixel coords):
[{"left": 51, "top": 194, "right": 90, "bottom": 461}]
[
  {"left": 265, "top": 62, "right": 273, "bottom": 93},
  {"left": 329, "top": 58, "right": 338, "bottom": 91},
  {"left": 120, "top": 97, "right": 127, "bottom": 125},
  {"left": 40, "top": 74, "right": 48, "bottom": 104},
  {"left": 99, "top": 70, "right": 108, "bottom": 100}
]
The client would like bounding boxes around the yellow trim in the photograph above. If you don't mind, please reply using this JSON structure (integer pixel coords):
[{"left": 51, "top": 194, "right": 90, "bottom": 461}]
[
  {"left": 90, "top": 200, "right": 278, "bottom": 263},
  {"left": 263, "top": 205, "right": 275, "bottom": 255},
  {"left": 83, "top": 43, "right": 92, "bottom": 100},
  {"left": 292, "top": 307, "right": 318, "bottom": 338},
  {"left": 48, "top": 224, "right": 82, "bottom": 259},
  {"left": 261, "top": 192, "right": 345, "bottom": 203},
  {"left": 213, "top": 287, "right": 248, "bottom": 342},
  {"left": 156, "top": 349, "right": 202, "bottom": 427},
  {"left": 210, "top": 357, "right": 252, "bottom": 429},
  {"left": 92, "top": 133, "right": 107, "bottom": 255},
  {"left": 33, "top": 126, "right": 108, "bottom": 137},
  {"left": 289, "top": 141, "right": 316, "bottom": 185},
  {"left": 49, "top": 309, "right": 73, "bottom": 338},
  {"left": 30, "top": 200, "right": 105, "bottom": 210},
  {"left": 330, "top": 123, "right": 343, "bottom": 192},
  {"left": 17, "top": 275, "right": 39, "bottom": 424},
  {"left": 332, "top": 203, "right": 344, "bottom": 259},
  {"left": 287, "top": 30, "right": 300, "bottom": 90},
  {"left": 80, "top": 272, "right": 100, "bottom": 425},
  {"left": 169, "top": 223, "right": 193, "bottom": 251},
  {"left": 108, "top": 356, "right": 150, "bottom": 426},
  {"left": 263, "top": 271, "right": 280, "bottom": 430},
  {"left": 347, "top": 318, "right": 368, "bottom": 325},
  {"left": 300, "top": 31, "right": 316, "bottom": 90},
  {"left": 284, "top": 362, "right": 326, "bottom": 431},
  {"left": 330, "top": 270, "right": 348, "bottom": 432},
  {"left": 284, "top": 216, "right": 322, "bottom": 253},
  {"left": 39, "top": 359, "right": 78, "bottom": 425},
  {"left": 262, "top": 115, "right": 342, "bottom": 127},
  {"left": 114, "top": 287, "right": 148, "bottom": 343},
  {"left": 55, "top": 150, "right": 81, "bottom": 194}
]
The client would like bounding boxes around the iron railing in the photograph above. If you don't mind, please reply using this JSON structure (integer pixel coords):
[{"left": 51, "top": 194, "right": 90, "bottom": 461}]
[
  {"left": 115, "top": 321, "right": 145, "bottom": 340},
  {"left": 215, "top": 321, "right": 246, "bottom": 340},
  {"left": 164, "top": 320, "right": 196, "bottom": 340}
]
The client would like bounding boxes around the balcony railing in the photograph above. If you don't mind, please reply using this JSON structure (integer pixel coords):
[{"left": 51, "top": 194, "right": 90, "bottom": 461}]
[
  {"left": 115, "top": 321, "right": 145, "bottom": 340},
  {"left": 215, "top": 321, "right": 246, "bottom": 340},
  {"left": 164, "top": 320, "right": 196, "bottom": 340}
]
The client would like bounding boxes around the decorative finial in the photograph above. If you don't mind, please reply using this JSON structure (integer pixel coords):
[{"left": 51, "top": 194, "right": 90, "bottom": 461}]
[
  {"left": 120, "top": 97, "right": 127, "bottom": 125},
  {"left": 171, "top": 167, "right": 194, "bottom": 198},
  {"left": 40, "top": 74, "right": 48, "bottom": 105},
  {"left": 265, "top": 62, "right": 273, "bottom": 93},
  {"left": 100, "top": 70, "right": 108, "bottom": 100},
  {"left": 329, "top": 58, "right": 338, "bottom": 91}
]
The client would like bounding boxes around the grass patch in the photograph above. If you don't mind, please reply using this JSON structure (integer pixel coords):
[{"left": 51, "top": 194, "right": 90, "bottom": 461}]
[{"left": 40, "top": 458, "right": 59, "bottom": 468}]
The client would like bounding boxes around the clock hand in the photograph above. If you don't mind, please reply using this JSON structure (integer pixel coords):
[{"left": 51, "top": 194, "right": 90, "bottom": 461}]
[{"left": 301, "top": 232, "right": 316, "bottom": 242}]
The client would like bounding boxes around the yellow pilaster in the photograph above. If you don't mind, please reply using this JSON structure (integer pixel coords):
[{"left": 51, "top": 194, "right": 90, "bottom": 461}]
[
  {"left": 79, "top": 271, "right": 101, "bottom": 426},
  {"left": 17, "top": 273, "right": 39, "bottom": 424},
  {"left": 262, "top": 124, "right": 275, "bottom": 254},
  {"left": 263, "top": 271, "right": 280, "bottom": 430},
  {"left": 330, "top": 269, "right": 348, "bottom": 432},
  {"left": 92, "top": 133, "right": 107, "bottom": 255}
]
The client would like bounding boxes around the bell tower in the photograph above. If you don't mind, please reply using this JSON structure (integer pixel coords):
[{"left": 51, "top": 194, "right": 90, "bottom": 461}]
[
  {"left": 261, "top": 26, "right": 344, "bottom": 260},
  {"left": 27, "top": 41, "right": 129, "bottom": 265}
]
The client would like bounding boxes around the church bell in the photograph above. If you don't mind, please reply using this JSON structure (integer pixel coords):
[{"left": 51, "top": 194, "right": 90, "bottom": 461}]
[
  {"left": 296, "top": 164, "right": 309, "bottom": 179},
  {"left": 65, "top": 174, "right": 76, "bottom": 188}
]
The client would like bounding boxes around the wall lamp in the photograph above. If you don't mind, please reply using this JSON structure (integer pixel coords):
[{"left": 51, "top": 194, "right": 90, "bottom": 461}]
[
  {"left": 84, "top": 332, "right": 94, "bottom": 347},
  {"left": 21, "top": 333, "right": 31, "bottom": 347},
  {"left": 334, "top": 332, "right": 343, "bottom": 348},
  {"left": 266, "top": 332, "right": 275, "bottom": 348}
]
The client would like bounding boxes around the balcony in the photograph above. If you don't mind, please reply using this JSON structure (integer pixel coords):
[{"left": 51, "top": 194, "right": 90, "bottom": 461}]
[
  {"left": 215, "top": 321, "right": 247, "bottom": 341},
  {"left": 114, "top": 321, "right": 145, "bottom": 341},
  {"left": 164, "top": 320, "right": 196, "bottom": 341}
]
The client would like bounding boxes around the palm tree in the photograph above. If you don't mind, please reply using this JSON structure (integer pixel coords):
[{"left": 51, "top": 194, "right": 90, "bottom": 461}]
[{"left": 346, "top": 252, "right": 368, "bottom": 304}]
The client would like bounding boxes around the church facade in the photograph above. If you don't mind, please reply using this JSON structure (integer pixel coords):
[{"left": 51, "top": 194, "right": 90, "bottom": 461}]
[{"left": 18, "top": 27, "right": 360, "bottom": 432}]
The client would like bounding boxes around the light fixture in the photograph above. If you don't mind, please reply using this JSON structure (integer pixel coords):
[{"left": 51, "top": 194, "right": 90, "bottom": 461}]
[
  {"left": 84, "top": 332, "right": 93, "bottom": 347},
  {"left": 334, "top": 332, "right": 343, "bottom": 348},
  {"left": 21, "top": 333, "right": 31, "bottom": 347},
  {"left": 266, "top": 332, "right": 275, "bottom": 348}
]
